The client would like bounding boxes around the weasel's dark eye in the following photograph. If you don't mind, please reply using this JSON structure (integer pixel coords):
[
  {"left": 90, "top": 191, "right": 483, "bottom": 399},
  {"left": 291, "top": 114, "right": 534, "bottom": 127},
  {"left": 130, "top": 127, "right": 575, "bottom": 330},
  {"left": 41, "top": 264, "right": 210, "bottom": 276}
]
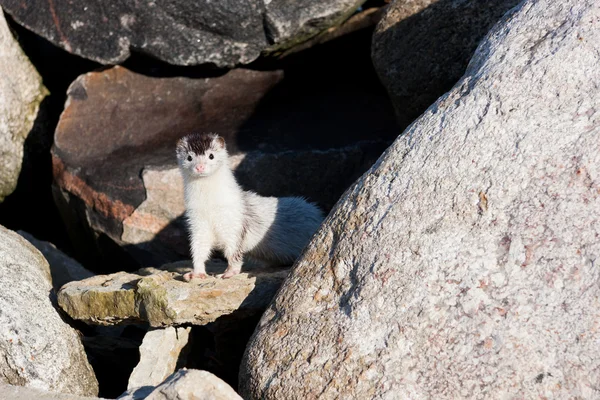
[
  {"left": 187, "top": 155, "right": 192, "bottom": 162},
  {"left": 209, "top": 154, "right": 214, "bottom": 160}
]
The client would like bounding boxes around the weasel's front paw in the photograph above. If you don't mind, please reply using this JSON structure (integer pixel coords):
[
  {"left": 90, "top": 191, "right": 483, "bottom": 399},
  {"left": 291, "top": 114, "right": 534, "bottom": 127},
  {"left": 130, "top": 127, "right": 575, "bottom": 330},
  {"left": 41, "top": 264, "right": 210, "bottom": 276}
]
[
  {"left": 221, "top": 268, "right": 241, "bottom": 279},
  {"left": 183, "top": 272, "right": 208, "bottom": 281}
]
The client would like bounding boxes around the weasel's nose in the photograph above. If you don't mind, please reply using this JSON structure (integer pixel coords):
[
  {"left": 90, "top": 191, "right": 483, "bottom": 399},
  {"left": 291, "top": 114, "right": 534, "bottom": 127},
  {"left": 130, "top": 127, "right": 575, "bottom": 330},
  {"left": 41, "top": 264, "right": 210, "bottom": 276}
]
[{"left": 195, "top": 164, "right": 205, "bottom": 173}]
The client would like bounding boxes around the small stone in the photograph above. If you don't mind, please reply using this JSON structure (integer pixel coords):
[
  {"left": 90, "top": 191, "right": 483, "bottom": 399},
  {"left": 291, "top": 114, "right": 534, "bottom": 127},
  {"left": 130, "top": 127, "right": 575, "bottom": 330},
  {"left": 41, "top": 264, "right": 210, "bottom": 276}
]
[
  {"left": 119, "top": 369, "right": 241, "bottom": 400},
  {"left": 127, "top": 327, "right": 191, "bottom": 390}
]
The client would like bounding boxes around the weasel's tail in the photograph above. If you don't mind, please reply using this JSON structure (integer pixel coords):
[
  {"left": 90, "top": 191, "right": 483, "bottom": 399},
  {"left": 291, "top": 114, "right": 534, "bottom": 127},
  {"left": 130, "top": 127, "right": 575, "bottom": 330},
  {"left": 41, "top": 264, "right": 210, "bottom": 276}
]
[{"left": 247, "top": 197, "right": 323, "bottom": 266}]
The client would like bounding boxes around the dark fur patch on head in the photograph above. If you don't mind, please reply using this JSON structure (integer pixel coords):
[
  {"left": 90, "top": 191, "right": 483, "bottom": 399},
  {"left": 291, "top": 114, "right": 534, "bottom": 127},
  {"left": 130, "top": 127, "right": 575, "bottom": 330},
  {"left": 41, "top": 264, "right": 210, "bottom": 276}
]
[
  {"left": 187, "top": 133, "right": 213, "bottom": 155},
  {"left": 179, "top": 133, "right": 225, "bottom": 155}
]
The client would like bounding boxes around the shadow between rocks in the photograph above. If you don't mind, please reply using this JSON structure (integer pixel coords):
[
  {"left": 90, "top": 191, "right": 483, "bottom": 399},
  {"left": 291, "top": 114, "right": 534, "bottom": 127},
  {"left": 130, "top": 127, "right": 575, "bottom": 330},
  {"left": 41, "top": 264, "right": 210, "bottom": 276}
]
[
  {"left": 0, "top": 12, "right": 101, "bottom": 254},
  {"left": 372, "top": 0, "right": 521, "bottom": 129}
]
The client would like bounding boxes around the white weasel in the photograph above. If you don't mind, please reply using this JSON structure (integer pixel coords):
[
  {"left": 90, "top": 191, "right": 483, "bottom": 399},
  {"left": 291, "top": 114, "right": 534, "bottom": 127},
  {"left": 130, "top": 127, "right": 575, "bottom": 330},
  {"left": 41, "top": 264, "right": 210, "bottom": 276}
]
[{"left": 176, "top": 133, "right": 324, "bottom": 280}]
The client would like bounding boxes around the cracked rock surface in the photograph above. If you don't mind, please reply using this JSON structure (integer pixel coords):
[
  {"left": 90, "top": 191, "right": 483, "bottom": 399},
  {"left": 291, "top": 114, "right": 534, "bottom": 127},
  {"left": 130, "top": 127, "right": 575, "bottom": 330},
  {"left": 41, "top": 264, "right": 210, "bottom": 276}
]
[
  {"left": 57, "top": 260, "right": 289, "bottom": 327},
  {"left": 240, "top": 0, "right": 600, "bottom": 398}
]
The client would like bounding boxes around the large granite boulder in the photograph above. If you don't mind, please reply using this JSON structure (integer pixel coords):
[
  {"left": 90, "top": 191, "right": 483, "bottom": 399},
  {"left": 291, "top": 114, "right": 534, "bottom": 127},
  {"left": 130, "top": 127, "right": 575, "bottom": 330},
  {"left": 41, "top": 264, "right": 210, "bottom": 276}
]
[
  {"left": 0, "top": 12, "right": 47, "bottom": 202},
  {"left": 58, "top": 260, "right": 288, "bottom": 327},
  {"left": 0, "top": 225, "right": 98, "bottom": 396},
  {"left": 240, "top": 0, "right": 600, "bottom": 398},
  {"left": 52, "top": 64, "right": 396, "bottom": 270},
  {"left": 0, "top": 0, "right": 364, "bottom": 67},
  {"left": 119, "top": 369, "right": 241, "bottom": 400},
  {"left": 372, "top": 0, "right": 520, "bottom": 128}
]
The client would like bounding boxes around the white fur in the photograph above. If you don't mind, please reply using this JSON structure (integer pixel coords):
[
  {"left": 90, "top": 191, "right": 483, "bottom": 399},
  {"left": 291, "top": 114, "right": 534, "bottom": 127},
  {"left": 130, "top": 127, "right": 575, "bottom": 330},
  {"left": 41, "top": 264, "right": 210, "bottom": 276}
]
[{"left": 177, "top": 134, "right": 324, "bottom": 278}]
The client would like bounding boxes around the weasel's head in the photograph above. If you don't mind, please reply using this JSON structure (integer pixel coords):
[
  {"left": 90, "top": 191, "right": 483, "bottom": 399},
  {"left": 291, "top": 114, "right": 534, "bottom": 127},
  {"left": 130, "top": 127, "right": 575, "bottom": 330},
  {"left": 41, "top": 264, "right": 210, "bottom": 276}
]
[{"left": 176, "top": 133, "right": 227, "bottom": 178}]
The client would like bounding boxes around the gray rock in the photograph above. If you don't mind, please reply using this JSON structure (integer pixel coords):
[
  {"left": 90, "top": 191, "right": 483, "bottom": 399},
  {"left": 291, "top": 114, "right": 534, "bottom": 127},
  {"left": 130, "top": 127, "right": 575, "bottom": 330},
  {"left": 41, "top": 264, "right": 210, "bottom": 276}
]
[
  {"left": 279, "top": 6, "right": 387, "bottom": 58},
  {"left": 58, "top": 260, "right": 288, "bottom": 327},
  {"left": 0, "top": 12, "right": 48, "bottom": 202},
  {"left": 0, "top": 0, "right": 364, "bottom": 67},
  {"left": 240, "top": 0, "right": 600, "bottom": 398},
  {"left": 0, "top": 384, "right": 102, "bottom": 400},
  {"left": 372, "top": 0, "right": 520, "bottom": 128},
  {"left": 17, "top": 230, "right": 94, "bottom": 290},
  {"left": 0, "top": 225, "right": 99, "bottom": 396},
  {"left": 127, "top": 327, "right": 191, "bottom": 390},
  {"left": 264, "top": 0, "right": 364, "bottom": 52},
  {"left": 120, "top": 369, "right": 241, "bottom": 400}
]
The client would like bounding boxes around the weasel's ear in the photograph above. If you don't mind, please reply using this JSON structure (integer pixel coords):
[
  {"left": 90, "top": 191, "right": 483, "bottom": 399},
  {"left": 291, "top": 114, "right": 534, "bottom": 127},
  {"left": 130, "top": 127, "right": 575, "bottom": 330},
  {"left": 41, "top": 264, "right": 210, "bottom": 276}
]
[
  {"left": 215, "top": 136, "right": 226, "bottom": 149},
  {"left": 176, "top": 137, "right": 187, "bottom": 155}
]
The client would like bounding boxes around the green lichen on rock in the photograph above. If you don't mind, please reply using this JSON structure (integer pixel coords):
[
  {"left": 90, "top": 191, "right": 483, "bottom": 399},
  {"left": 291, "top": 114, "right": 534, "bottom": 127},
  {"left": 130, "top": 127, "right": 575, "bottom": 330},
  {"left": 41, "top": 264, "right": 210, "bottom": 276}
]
[
  {"left": 136, "top": 272, "right": 178, "bottom": 326},
  {"left": 58, "top": 273, "right": 140, "bottom": 325}
]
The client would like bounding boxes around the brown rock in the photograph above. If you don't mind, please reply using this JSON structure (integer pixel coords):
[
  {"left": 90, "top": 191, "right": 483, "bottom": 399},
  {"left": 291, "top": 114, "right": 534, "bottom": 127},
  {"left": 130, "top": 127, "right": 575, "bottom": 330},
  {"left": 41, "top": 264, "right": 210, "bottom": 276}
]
[
  {"left": 52, "top": 66, "right": 280, "bottom": 269},
  {"left": 372, "top": 0, "right": 520, "bottom": 128}
]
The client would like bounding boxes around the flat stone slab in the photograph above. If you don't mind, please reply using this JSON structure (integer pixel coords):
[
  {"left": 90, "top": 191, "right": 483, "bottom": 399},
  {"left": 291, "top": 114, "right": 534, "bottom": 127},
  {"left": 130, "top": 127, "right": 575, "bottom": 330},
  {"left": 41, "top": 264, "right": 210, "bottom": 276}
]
[{"left": 57, "top": 260, "right": 288, "bottom": 327}]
